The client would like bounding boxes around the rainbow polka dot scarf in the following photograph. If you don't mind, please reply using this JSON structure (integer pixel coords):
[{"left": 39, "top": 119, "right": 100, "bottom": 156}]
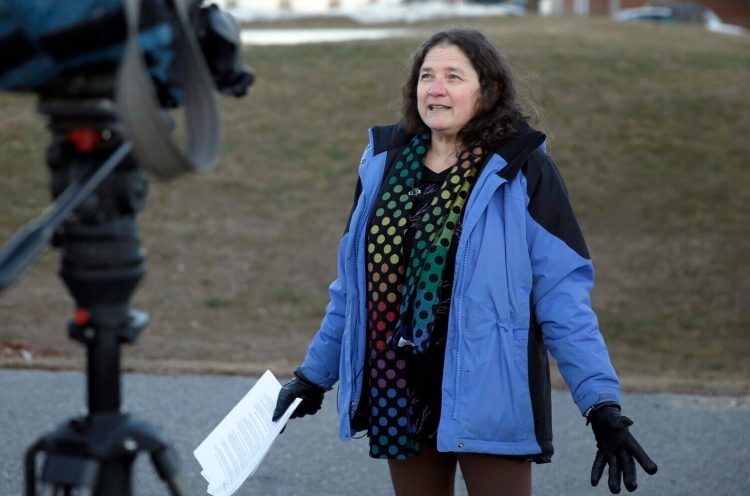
[{"left": 365, "top": 133, "right": 485, "bottom": 459}]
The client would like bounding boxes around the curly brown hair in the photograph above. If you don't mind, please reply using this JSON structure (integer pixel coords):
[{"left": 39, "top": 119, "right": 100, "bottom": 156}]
[{"left": 402, "top": 28, "right": 528, "bottom": 148}]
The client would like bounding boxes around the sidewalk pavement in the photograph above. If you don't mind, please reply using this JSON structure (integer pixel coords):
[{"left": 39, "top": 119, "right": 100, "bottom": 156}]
[{"left": 1, "top": 369, "right": 748, "bottom": 495}]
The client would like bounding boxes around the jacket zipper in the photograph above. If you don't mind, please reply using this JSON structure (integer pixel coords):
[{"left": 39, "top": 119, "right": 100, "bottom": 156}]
[
  {"left": 349, "top": 193, "right": 363, "bottom": 423},
  {"left": 452, "top": 239, "right": 470, "bottom": 420},
  {"left": 450, "top": 166, "right": 505, "bottom": 421},
  {"left": 349, "top": 172, "right": 376, "bottom": 424}
]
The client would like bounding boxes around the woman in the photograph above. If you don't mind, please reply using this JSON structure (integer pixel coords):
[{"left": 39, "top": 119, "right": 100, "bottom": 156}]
[{"left": 273, "top": 28, "right": 657, "bottom": 495}]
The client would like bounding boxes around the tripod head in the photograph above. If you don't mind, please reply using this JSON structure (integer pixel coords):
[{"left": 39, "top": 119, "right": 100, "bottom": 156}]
[{"left": 40, "top": 69, "right": 149, "bottom": 410}]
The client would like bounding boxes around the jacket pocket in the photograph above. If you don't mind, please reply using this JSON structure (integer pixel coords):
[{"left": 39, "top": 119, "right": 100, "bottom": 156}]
[{"left": 458, "top": 322, "right": 535, "bottom": 443}]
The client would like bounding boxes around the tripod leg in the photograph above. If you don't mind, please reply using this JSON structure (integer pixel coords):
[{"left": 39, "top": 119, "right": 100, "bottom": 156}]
[
  {"left": 151, "top": 446, "right": 188, "bottom": 496},
  {"left": 24, "top": 439, "right": 42, "bottom": 496}
]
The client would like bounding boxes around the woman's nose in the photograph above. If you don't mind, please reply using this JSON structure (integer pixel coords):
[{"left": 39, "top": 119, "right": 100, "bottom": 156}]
[{"left": 428, "top": 78, "right": 446, "bottom": 96}]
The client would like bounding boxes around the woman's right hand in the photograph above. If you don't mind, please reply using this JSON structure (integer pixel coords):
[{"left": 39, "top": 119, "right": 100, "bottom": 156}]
[{"left": 272, "top": 369, "right": 326, "bottom": 422}]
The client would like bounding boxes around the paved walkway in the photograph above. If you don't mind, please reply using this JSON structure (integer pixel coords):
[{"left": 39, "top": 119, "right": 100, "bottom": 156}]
[{"left": 1, "top": 370, "right": 748, "bottom": 495}]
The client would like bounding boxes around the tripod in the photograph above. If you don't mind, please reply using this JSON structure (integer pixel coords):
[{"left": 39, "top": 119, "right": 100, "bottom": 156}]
[{"left": 13, "top": 71, "right": 186, "bottom": 496}]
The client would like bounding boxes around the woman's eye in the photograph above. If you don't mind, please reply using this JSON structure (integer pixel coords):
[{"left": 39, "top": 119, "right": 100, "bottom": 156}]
[{"left": 420, "top": 73, "right": 432, "bottom": 80}]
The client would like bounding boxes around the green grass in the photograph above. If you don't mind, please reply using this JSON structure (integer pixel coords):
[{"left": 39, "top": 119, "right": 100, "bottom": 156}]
[{"left": 0, "top": 17, "right": 748, "bottom": 391}]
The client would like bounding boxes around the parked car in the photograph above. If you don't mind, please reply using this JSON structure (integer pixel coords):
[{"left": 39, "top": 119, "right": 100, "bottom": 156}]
[{"left": 614, "top": 4, "right": 747, "bottom": 36}]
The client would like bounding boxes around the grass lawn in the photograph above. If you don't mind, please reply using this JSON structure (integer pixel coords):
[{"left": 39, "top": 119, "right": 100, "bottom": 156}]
[{"left": 0, "top": 16, "right": 748, "bottom": 394}]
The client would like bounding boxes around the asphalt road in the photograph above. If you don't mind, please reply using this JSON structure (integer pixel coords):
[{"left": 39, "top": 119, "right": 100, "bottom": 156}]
[{"left": 1, "top": 370, "right": 748, "bottom": 496}]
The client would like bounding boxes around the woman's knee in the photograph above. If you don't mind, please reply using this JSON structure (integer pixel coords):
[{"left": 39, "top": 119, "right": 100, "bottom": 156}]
[
  {"left": 387, "top": 440, "right": 458, "bottom": 496},
  {"left": 457, "top": 453, "right": 531, "bottom": 496}
]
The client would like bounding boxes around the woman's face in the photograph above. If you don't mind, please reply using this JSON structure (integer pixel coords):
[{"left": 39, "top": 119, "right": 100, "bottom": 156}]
[{"left": 417, "top": 44, "right": 481, "bottom": 142}]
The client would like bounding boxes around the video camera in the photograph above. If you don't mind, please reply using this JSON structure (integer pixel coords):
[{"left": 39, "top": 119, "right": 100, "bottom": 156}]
[
  {"left": 0, "top": 1, "right": 254, "bottom": 494},
  {"left": 1, "top": 0, "right": 253, "bottom": 179}
]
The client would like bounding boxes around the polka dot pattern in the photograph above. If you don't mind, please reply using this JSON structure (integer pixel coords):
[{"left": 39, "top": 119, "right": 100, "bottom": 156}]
[
  {"left": 365, "top": 134, "right": 487, "bottom": 460},
  {"left": 397, "top": 147, "right": 484, "bottom": 354}
]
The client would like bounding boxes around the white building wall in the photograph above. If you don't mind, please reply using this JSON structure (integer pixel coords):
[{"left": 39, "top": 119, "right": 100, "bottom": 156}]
[
  {"left": 213, "top": 0, "right": 399, "bottom": 13},
  {"left": 288, "top": 0, "right": 327, "bottom": 13},
  {"left": 213, "top": 0, "right": 281, "bottom": 10},
  {"left": 573, "top": 0, "right": 589, "bottom": 16},
  {"left": 539, "top": 0, "right": 563, "bottom": 15}
]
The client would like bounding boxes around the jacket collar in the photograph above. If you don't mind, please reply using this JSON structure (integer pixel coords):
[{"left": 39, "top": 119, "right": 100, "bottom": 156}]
[
  {"left": 493, "top": 121, "right": 546, "bottom": 181},
  {"left": 370, "top": 122, "right": 411, "bottom": 155},
  {"left": 369, "top": 121, "right": 546, "bottom": 180}
]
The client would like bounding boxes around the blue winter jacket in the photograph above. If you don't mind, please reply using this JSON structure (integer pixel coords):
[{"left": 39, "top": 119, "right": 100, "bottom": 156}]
[{"left": 298, "top": 122, "right": 621, "bottom": 458}]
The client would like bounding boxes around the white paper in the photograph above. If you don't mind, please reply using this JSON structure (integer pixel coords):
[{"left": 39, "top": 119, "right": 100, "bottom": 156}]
[{"left": 194, "top": 370, "right": 301, "bottom": 496}]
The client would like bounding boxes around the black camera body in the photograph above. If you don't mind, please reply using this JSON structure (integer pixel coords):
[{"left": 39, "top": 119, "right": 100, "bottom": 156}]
[{"left": 0, "top": 0, "right": 252, "bottom": 101}]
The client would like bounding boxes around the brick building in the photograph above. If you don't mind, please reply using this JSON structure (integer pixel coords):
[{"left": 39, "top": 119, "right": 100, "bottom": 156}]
[{"left": 550, "top": 0, "right": 750, "bottom": 27}]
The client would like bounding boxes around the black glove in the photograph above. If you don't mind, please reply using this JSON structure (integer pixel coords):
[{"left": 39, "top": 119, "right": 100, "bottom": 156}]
[
  {"left": 272, "top": 369, "right": 325, "bottom": 422},
  {"left": 588, "top": 403, "right": 658, "bottom": 493}
]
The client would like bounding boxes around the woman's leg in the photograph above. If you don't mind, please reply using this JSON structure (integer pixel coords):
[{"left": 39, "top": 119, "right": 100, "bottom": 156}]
[
  {"left": 387, "top": 440, "right": 458, "bottom": 496},
  {"left": 457, "top": 453, "right": 532, "bottom": 496}
]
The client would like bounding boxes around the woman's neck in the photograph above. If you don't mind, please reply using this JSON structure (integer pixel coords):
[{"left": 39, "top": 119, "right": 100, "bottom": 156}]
[{"left": 426, "top": 135, "right": 460, "bottom": 173}]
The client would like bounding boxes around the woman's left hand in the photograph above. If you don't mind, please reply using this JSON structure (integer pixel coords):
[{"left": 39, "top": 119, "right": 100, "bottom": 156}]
[{"left": 588, "top": 404, "right": 658, "bottom": 493}]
